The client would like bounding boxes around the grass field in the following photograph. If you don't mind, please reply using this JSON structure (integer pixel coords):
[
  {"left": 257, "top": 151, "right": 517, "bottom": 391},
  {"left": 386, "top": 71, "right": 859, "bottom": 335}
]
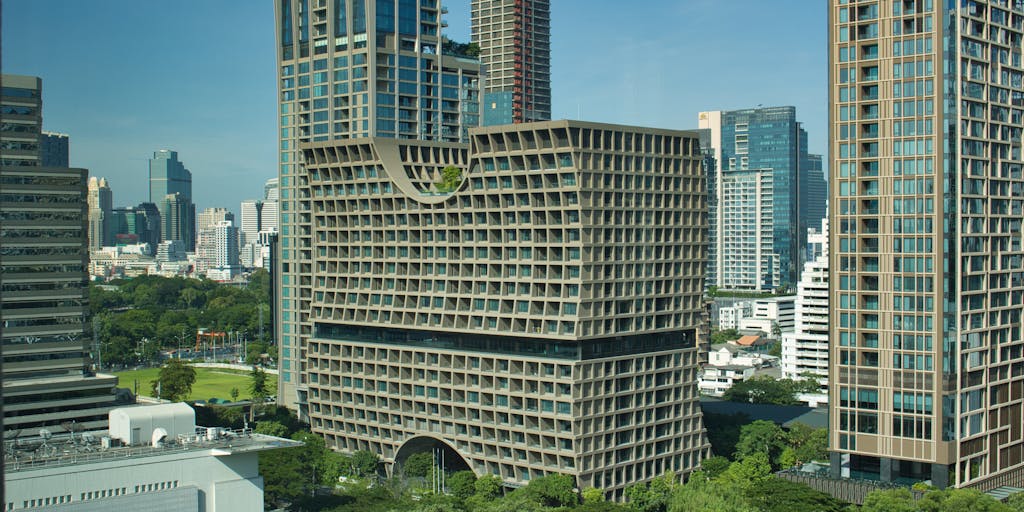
[{"left": 113, "top": 367, "right": 253, "bottom": 402}]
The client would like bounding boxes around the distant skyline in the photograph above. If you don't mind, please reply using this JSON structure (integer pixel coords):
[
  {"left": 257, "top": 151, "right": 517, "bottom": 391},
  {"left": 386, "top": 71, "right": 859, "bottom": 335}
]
[{"left": 1, "top": 0, "right": 825, "bottom": 211}]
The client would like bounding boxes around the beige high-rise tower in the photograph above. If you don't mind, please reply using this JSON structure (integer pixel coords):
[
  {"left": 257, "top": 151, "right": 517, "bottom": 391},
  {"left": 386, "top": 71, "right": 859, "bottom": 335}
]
[
  {"left": 472, "top": 0, "right": 551, "bottom": 125},
  {"left": 828, "top": 0, "right": 1024, "bottom": 489},
  {"left": 298, "top": 120, "right": 709, "bottom": 497}
]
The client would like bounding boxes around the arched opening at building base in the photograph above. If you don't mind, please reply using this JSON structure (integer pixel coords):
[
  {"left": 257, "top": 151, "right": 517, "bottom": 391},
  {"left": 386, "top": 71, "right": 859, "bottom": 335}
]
[{"left": 393, "top": 436, "right": 473, "bottom": 477}]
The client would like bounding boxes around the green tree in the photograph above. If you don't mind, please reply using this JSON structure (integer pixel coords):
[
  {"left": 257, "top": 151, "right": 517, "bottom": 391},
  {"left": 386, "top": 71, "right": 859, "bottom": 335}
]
[
  {"left": 403, "top": 452, "right": 435, "bottom": 478},
  {"left": 917, "top": 488, "right": 1013, "bottom": 512},
  {"left": 254, "top": 420, "right": 289, "bottom": 437},
  {"left": 668, "top": 477, "right": 754, "bottom": 512},
  {"left": 734, "top": 420, "right": 787, "bottom": 467},
  {"left": 350, "top": 449, "right": 380, "bottom": 477},
  {"left": 475, "top": 474, "right": 504, "bottom": 500},
  {"left": 625, "top": 471, "right": 677, "bottom": 512},
  {"left": 698, "top": 456, "right": 731, "bottom": 480},
  {"left": 582, "top": 487, "right": 605, "bottom": 504},
  {"left": 785, "top": 423, "right": 828, "bottom": 466},
  {"left": 1007, "top": 492, "right": 1024, "bottom": 512},
  {"left": 249, "top": 365, "right": 269, "bottom": 421},
  {"left": 448, "top": 470, "right": 478, "bottom": 501},
  {"left": 518, "top": 473, "right": 579, "bottom": 508},
  {"left": 743, "top": 477, "right": 846, "bottom": 512},
  {"left": 723, "top": 376, "right": 812, "bottom": 405},
  {"left": 862, "top": 488, "right": 917, "bottom": 512},
  {"left": 717, "top": 453, "right": 773, "bottom": 491},
  {"left": 435, "top": 165, "right": 463, "bottom": 193},
  {"left": 150, "top": 359, "right": 196, "bottom": 401}
]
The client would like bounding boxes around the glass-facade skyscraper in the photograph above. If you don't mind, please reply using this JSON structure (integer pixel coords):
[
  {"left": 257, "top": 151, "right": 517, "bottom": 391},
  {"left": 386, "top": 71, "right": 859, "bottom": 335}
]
[
  {"left": 698, "top": 106, "right": 826, "bottom": 291},
  {"left": 829, "top": 0, "right": 1024, "bottom": 489},
  {"left": 275, "top": 0, "right": 483, "bottom": 412}
]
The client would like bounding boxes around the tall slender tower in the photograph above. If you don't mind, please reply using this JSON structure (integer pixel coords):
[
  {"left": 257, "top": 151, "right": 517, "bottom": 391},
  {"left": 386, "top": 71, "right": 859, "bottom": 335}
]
[
  {"left": 87, "top": 176, "right": 113, "bottom": 249},
  {"left": 828, "top": 0, "right": 1024, "bottom": 489},
  {"left": 472, "top": 0, "right": 551, "bottom": 125},
  {"left": 274, "top": 0, "right": 484, "bottom": 413}
]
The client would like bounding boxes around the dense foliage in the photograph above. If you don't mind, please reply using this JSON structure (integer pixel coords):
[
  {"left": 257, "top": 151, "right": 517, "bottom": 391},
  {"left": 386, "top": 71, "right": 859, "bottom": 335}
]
[
  {"left": 89, "top": 271, "right": 272, "bottom": 367},
  {"left": 150, "top": 358, "right": 196, "bottom": 401},
  {"left": 722, "top": 375, "right": 820, "bottom": 405}
]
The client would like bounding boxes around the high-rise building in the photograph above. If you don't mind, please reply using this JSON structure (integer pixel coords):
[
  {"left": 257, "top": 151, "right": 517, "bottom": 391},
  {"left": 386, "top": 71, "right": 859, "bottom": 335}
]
[
  {"left": 149, "top": 149, "right": 195, "bottom": 248},
  {"left": 149, "top": 149, "right": 191, "bottom": 203},
  {"left": 40, "top": 131, "right": 69, "bottom": 167},
  {"left": 781, "top": 219, "right": 829, "bottom": 391},
  {"left": 472, "top": 0, "right": 551, "bottom": 125},
  {"left": 196, "top": 207, "right": 234, "bottom": 233},
  {"left": 161, "top": 192, "right": 195, "bottom": 252},
  {"left": 275, "top": 0, "right": 484, "bottom": 412},
  {"left": 239, "top": 199, "right": 263, "bottom": 247},
  {"left": 698, "top": 106, "right": 826, "bottom": 291},
  {"left": 1, "top": 74, "right": 124, "bottom": 437},
  {"left": 1, "top": 166, "right": 123, "bottom": 436},
  {"left": 295, "top": 120, "right": 709, "bottom": 496},
  {"left": 196, "top": 220, "right": 240, "bottom": 281},
  {"left": 1, "top": 74, "right": 42, "bottom": 168},
  {"left": 828, "top": 0, "right": 1024, "bottom": 489},
  {"left": 86, "top": 176, "right": 113, "bottom": 249},
  {"left": 111, "top": 202, "right": 161, "bottom": 254},
  {"left": 719, "top": 169, "right": 778, "bottom": 291}
]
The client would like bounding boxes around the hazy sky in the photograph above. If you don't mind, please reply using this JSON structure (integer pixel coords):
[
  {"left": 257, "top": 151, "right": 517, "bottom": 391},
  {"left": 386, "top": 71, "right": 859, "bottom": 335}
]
[{"left": 2, "top": 1, "right": 825, "bottom": 212}]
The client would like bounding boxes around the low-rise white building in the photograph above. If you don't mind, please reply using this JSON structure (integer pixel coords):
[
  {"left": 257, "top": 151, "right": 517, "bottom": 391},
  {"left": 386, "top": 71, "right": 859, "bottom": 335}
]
[
  {"left": 699, "top": 344, "right": 771, "bottom": 397},
  {"left": 737, "top": 296, "right": 796, "bottom": 337},
  {"left": 718, "top": 301, "right": 752, "bottom": 330},
  {"left": 5, "top": 403, "right": 300, "bottom": 512}
]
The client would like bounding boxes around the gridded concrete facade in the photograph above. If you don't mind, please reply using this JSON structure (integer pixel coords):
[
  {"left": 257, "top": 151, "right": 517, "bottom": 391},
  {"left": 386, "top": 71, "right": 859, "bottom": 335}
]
[
  {"left": 472, "top": 0, "right": 552, "bottom": 125},
  {"left": 829, "top": 0, "right": 1024, "bottom": 489},
  {"left": 299, "top": 120, "right": 709, "bottom": 496},
  {"left": 275, "top": 0, "right": 484, "bottom": 411}
]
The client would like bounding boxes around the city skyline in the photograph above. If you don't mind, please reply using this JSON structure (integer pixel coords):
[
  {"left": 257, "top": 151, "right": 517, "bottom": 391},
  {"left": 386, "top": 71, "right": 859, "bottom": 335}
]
[{"left": 1, "top": 0, "right": 826, "bottom": 212}]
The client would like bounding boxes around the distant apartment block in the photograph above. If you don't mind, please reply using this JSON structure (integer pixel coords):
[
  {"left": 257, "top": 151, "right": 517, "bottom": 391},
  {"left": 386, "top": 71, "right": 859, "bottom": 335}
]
[
  {"left": 698, "top": 107, "right": 826, "bottom": 291},
  {"left": 295, "top": 120, "right": 709, "bottom": 497},
  {"left": 196, "top": 220, "right": 240, "bottom": 281},
  {"left": 781, "top": 219, "right": 830, "bottom": 390},
  {"left": 87, "top": 176, "right": 113, "bottom": 250},
  {"left": 472, "top": 0, "right": 552, "bottom": 125}
]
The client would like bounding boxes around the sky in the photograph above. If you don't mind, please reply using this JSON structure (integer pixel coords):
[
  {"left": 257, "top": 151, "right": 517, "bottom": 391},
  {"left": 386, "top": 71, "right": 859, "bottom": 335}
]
[{"left": 2, "top": 1, "right": 825, "bottom": 212}]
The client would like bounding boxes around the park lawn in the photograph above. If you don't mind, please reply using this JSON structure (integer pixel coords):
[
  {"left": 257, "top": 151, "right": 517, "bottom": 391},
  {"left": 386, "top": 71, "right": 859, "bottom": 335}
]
[{"left": 113, "top": 367, "right": 254, "bottom": 402}]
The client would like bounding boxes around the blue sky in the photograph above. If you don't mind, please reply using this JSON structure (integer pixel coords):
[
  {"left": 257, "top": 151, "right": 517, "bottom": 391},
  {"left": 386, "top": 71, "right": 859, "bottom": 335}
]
[{"left": 2, "top": 1, "right": 825, "bottom": 212}]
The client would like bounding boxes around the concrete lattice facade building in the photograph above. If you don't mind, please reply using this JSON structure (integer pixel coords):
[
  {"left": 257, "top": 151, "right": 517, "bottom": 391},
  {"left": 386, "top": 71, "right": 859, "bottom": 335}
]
[
  {"left": 297, "top": 120, "right": 709, "bottom": 496},
  {"left": 472, "top": 0, "right": 552, "bottom": 125},
  {"left": 275, "top": 0, "right": 485, "bottom": 409},
  {"left": 829, "top": 0, "right": 1024, "bottom": 489}
]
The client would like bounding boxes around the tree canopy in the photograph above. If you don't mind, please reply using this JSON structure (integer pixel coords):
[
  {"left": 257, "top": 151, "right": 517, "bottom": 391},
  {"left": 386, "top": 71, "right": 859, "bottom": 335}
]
[{"left": 150, "top": 358, "right": 196, "bottom": 401}]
